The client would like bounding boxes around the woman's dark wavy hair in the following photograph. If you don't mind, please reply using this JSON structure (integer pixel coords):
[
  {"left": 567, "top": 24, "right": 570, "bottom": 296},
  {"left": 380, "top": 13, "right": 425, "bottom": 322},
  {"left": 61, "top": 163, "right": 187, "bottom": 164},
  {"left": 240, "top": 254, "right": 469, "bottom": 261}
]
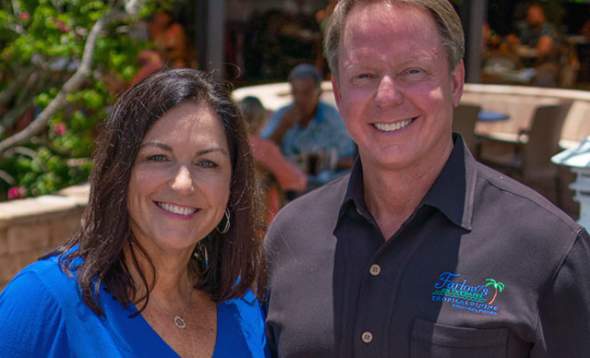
[{"left": 58, "top": 69, "right": 265, "bottom": 316}]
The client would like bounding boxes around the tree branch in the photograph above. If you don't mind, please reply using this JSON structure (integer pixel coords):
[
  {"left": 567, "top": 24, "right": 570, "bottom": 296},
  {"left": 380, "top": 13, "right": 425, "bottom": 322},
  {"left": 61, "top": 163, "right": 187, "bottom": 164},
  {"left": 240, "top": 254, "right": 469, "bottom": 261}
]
[
  {"left": 0, "top": 0, "right": 147, "bottom": 155},
  {"left": 0, "top": 12, "right": 112, "bottom": 155}
]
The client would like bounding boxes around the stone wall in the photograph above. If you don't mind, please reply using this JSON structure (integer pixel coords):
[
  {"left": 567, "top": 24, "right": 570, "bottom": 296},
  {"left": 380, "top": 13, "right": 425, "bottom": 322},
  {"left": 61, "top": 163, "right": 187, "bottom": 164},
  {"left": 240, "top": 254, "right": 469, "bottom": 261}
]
[{"left": 0, "top": 184, "right": 89, "bottom": 287}]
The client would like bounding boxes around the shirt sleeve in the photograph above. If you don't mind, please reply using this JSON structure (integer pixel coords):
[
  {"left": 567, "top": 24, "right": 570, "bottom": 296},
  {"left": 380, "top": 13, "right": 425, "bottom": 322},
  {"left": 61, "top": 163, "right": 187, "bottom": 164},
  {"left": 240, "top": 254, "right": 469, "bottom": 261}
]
[
  {"left": 260, "top": 107, "right": 289, "bottom": 139},
  {"left": 531, "top": 228, "right": 590, "bottom": 357},
  {"left": 0, "top": 271, "right": 69, "bottom": 356}
]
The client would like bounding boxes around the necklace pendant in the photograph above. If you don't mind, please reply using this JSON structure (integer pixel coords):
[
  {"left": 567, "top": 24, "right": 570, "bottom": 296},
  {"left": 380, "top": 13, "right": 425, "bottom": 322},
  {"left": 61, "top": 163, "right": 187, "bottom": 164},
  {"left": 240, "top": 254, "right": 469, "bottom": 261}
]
[{"left": 174, "top": 315, "right": 187, "bottom": 329}]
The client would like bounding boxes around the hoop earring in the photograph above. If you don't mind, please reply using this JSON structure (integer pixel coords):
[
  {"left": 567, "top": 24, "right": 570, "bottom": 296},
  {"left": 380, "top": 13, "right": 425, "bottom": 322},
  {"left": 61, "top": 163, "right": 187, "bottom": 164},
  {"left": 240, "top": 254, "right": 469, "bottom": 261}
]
[
  {"left": 193, "top": 242, "right": 209, "bottom": 269},
  {"left": 216, "top": 208, "right": 231, "bottom": 234}
]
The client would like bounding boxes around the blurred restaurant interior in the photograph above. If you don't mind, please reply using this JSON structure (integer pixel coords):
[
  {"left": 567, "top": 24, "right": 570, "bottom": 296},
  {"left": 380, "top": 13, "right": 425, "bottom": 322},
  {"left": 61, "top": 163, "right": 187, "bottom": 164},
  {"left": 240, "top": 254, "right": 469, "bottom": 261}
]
[{"left": 170, "top": 0, "right": 590, "bottom": 89}]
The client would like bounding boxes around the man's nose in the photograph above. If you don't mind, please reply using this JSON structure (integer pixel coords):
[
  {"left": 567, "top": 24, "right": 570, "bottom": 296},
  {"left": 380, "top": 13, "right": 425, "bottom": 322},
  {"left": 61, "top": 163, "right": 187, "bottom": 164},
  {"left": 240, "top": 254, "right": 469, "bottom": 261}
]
[
  {"left": 171, "top": 165, "right": 194, "bottom": 193},
  {"left": 375, "top": 76, "right": 403, "bottom": 108}
]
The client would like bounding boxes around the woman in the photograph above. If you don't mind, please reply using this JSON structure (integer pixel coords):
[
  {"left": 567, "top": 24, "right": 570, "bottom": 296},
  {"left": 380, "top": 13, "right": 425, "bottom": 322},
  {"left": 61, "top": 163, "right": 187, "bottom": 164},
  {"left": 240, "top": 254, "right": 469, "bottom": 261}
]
[
  {"left": 238, "top": 96, "right": 307, "bottom": 223},
  {"left": 0, "top": 69, "right": 267, "bottom": 357}
]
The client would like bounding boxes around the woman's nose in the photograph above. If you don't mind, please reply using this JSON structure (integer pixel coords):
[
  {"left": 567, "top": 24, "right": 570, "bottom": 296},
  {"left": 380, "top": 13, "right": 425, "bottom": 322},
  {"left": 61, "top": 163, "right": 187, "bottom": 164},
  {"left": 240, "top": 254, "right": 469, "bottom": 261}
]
[{"left": 170, "top": 165, "right": 194, "bottom": 193}]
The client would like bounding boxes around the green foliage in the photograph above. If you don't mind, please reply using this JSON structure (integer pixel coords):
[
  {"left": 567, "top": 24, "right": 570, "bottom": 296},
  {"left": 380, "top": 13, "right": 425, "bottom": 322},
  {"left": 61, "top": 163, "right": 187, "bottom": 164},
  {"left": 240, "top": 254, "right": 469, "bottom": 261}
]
[{"left": 0, "top": 0, "right": 156, "bottom": 201}]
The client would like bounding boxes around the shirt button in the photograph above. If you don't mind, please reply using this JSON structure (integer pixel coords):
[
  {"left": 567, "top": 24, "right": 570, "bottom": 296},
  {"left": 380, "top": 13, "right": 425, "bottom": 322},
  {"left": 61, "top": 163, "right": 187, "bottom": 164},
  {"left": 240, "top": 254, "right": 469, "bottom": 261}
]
[
  {"left": 361, "top": 331, "right": 373, "bottom": 344},
  {"left": 369, "top": 264, "right": 381, "bottom": 276}
]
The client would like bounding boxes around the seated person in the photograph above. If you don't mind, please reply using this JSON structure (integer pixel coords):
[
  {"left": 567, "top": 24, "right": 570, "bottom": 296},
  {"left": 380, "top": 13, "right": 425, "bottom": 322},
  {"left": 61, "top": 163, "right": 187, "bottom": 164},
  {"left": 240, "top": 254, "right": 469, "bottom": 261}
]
[
  {"left": 260, "top": 64, "right": 356, "bottom": 186},
  {"left": 148, "top": 10, "right": 192, "bottom": 68},
  {"left": 238, "top": 96, "right": 307, "bottom": 222},
  {"left": 506, "top": 2, "right": 559, "bottom": 86}
]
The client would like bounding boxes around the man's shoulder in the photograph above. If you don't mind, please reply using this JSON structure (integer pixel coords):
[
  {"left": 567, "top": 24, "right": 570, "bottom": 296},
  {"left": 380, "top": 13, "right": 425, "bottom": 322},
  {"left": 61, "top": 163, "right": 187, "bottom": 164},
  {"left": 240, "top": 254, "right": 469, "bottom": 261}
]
[
  {"left": 272, "top": 103, "right": 294, "bottom": 118},
  {"left": 541, "top": 22, "right": 557, "bottom": 38},
  {"left": 267, "top": 174, "right": 349, "bottom": 240},
  {"left": 475, "top": 161, "right": 580, "bottom": 236}
]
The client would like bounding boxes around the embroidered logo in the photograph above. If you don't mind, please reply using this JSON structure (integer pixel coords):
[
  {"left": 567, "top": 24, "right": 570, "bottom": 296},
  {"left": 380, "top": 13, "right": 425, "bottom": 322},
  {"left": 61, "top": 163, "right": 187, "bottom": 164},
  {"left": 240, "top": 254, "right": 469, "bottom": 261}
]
[{"left": 431, "top": 272, "right": 505, "bottom": 315}]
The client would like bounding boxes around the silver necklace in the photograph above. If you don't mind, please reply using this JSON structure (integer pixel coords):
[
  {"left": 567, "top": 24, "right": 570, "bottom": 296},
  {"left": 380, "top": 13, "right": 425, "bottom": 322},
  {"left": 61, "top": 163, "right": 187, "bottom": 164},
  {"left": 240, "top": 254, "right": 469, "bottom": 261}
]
[
  {"left": 174, "top": 315, "right": 187, "bottom": 329},
  {"left": 149, "top": 291, "right": 193, "bottom": 330}
]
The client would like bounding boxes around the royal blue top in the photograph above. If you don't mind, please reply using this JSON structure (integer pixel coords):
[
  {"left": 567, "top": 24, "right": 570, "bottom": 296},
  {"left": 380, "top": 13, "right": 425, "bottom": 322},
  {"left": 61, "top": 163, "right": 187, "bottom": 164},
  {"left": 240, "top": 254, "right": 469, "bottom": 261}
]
[{"left": 0, "top": 256, "right": 268, "bottom": 357}]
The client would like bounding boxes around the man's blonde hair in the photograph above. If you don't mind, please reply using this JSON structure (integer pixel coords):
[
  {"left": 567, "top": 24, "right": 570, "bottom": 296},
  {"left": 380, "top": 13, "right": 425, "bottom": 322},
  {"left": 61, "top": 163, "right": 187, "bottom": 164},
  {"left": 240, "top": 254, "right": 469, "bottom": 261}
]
[{"left": 323, "top": 0, "right": 465, "bottom": 76}]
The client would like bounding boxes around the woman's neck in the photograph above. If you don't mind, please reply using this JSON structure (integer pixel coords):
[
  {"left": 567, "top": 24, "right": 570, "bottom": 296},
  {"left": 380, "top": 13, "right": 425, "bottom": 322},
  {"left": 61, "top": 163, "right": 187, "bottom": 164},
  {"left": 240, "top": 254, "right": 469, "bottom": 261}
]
[{"left": 124, "top": 242, "right": 195, "bottom": 304}]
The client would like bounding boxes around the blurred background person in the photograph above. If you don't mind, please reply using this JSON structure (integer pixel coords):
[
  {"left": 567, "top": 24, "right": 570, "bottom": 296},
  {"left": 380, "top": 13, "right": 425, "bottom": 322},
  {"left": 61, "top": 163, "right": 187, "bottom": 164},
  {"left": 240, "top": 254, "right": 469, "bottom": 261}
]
[
  {"left": 148, "top": 10, "right": 194, "bottom": 69},
  {"left": 0, "top": 69, "right": 267, "bottom": 357},
  {"left": 260, "top": 64, "right": 356, "bottom": 189},
  {"left": 506, "top": 2, "right": 560, "bottom": 86},
  {"left": 239, "top": 96, "right": 307, "bottom": 223}
]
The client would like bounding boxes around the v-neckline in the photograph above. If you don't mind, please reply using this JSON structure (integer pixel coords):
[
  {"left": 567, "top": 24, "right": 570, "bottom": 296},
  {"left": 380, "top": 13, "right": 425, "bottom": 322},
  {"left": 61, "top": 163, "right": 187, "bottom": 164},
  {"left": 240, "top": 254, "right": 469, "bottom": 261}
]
[{"left": 128, "top": 301, "right": 221, "bottom": 357}]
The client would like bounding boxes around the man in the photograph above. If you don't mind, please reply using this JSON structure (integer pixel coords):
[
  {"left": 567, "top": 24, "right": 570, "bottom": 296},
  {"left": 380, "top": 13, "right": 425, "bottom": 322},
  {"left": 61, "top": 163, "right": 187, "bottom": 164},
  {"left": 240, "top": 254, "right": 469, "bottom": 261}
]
[
  {"left": 507, "top": 3, "right": 559, "bottom": 86},
  {"left": 264, "top": 1, "right": 590, "bottom": 357},
  {"left": 261, "top": 64, "right": 355, "bottom": 186}
]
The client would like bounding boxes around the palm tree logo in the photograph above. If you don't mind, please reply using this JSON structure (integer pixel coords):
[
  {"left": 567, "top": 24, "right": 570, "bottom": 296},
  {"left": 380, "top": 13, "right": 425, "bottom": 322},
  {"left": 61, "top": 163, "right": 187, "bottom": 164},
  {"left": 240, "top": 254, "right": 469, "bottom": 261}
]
[{"left": 485, "top": 278, "right": 505, "bottom": 305}]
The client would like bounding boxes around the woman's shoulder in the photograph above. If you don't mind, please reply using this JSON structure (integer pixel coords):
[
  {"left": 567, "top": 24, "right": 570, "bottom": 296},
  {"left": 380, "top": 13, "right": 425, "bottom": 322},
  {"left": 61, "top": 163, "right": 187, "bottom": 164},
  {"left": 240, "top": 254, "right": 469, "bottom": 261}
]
[
  {"left": 222, "top": 288, "right": 259, "bottom": 307},
  {"left": 216, "top": 289, "right": 268, "bottom": 357},
  {"left": 0, "top": 254, "right": 83, "bottom": 324},
  {"left": 0, "top": 256, "right": 73, "bottom": 355},
  {"left": 5, "top": 255, "right": 77, "bottom": 299},
  {"left": 220, "top": 289, "right": 263, "bottom": 320}
]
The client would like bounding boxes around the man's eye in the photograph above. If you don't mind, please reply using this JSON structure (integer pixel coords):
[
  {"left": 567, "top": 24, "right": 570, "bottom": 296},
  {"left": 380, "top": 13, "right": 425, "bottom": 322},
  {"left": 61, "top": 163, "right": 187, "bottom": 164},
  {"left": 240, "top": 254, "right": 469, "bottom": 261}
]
[
  {"left": 147, "top": 154, "right": 168, "bottom": 162},
  {"left": 403, "top": 68, "right": 426, "bottom": 77},
  {"left": 351, "top": 73, "right": 376, "bottom": 85},
  {"left": 356, "top": 73, "right": 375, "bottom": 80},
  {"left": 196, "top": 159, "right": 218, "bottom": 168}
]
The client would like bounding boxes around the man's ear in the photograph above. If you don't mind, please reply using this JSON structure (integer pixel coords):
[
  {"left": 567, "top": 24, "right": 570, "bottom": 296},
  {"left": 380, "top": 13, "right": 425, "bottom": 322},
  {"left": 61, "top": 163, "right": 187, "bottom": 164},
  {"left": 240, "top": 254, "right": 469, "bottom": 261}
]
[
  {"left": 450, "top": 60, "right": 465, "bottom": 107},
  {"left": 331, "top": 75, "right": 342, "bottom": 109}
]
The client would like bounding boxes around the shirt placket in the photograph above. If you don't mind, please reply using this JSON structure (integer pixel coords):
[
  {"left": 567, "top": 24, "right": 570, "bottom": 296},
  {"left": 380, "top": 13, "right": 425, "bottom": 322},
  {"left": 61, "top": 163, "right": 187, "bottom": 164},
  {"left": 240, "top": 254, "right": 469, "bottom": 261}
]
[{"left": 351, "top": 208, "right": 428, "bottom": 358}]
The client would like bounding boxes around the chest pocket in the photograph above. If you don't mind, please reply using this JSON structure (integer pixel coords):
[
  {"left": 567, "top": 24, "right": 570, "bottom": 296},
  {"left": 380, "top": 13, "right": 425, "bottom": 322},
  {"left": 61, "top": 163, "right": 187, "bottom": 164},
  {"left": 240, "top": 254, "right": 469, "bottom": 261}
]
[{"left": 411, "top": 318, "right": 508, "bottom": 358}]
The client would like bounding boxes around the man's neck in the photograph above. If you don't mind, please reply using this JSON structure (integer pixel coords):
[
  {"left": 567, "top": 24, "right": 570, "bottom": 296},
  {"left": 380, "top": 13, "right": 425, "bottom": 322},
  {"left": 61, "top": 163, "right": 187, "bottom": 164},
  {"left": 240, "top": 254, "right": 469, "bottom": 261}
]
[
  {"left": 299, "top": 105, "right": 318, "bottom": 128},
  {"left": 361, "top": 145, "right": 453, "bottom": 239}
]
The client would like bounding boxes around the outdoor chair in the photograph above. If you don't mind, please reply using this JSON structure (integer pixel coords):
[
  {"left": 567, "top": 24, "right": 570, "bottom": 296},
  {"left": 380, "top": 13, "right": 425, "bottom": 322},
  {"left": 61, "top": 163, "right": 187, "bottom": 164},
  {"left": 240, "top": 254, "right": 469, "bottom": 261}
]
[
  {"left": 478, "top": 101, "right": 572, "bottom": 205},
  {"left": 453, "top": 103, "right": 481, "bottom": 154}
]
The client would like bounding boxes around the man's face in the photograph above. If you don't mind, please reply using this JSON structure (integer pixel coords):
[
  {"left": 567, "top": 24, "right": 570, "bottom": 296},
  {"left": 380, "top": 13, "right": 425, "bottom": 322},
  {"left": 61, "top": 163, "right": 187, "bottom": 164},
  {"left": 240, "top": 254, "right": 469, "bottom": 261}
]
[
  {"left": 291, "top": 77, "right": 321, "bottom": 118},
  {"left": 332, "top": 2, "right": 464, "bottom": 171}
]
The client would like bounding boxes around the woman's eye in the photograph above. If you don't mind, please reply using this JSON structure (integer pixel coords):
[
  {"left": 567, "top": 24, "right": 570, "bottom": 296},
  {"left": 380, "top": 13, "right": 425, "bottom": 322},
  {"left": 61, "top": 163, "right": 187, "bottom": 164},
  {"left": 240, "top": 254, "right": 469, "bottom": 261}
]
[
  {"left": 196, "top": 159, "right": 218, "bottom": 168},
  {"left": 147, "top": 154, "right": 168, "bottom": 162}
]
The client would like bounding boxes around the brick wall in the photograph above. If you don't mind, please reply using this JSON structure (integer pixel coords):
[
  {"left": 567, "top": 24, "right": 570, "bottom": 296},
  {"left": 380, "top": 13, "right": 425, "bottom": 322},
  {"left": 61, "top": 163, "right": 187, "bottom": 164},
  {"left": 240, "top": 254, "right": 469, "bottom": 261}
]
[{"left": 0, "top": 184, "right": 89, "bottom": 288}]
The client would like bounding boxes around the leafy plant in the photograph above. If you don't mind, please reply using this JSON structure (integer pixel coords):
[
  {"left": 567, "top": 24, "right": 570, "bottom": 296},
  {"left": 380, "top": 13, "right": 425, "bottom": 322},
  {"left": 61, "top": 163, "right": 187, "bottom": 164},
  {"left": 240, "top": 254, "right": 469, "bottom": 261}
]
[{"left": 0, "top": 0, "right": 158, "bottom": 201}]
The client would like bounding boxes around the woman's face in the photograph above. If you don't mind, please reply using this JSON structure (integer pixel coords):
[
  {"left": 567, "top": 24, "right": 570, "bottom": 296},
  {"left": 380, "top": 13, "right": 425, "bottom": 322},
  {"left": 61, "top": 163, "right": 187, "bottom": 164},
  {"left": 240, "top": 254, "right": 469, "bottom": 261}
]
[{"left": 127, "top": 101, "right": 232, "bottom": 256}]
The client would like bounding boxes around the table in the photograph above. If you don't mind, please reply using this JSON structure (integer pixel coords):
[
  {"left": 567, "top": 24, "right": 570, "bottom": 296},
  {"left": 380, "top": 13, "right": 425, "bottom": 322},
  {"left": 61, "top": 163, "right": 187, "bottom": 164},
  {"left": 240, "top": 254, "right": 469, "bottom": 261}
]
[{"left": 478, "top": 111, "right": 510, "bottom": 122}]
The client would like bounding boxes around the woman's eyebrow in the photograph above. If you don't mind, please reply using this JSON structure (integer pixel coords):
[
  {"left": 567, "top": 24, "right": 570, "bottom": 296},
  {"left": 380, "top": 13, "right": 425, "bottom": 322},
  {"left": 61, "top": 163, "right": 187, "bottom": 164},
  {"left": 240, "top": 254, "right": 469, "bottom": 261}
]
[
  {"left": 197, "top": 147, "right": 229, "bottom": 156},
  {"left": 139, "top": 142, "right": 229, "bottom": 156},
  {"left": 139, "top": 141, "right": 172, "bottom": 151}
]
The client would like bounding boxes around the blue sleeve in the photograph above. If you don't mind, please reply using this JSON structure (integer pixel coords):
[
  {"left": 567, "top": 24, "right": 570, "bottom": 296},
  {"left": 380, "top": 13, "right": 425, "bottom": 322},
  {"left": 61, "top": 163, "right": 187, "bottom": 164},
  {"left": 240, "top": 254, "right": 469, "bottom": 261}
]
[
  {"left": 324, "top": 104, "right": 356, "bottom": 159},
  {"left": 0, "top": 271, "right": 69, "bottom": 357},
  {"left": 260, "top": 106, "right": 290, "bottom": 139}
]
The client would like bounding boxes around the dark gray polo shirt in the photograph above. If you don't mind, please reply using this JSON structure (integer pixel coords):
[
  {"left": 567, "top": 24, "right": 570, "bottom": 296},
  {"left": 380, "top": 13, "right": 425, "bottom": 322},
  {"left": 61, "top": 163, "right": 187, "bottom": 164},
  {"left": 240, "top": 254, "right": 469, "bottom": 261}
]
[{"left": 265, "top": 135, "right": 590, "bottom": 358}]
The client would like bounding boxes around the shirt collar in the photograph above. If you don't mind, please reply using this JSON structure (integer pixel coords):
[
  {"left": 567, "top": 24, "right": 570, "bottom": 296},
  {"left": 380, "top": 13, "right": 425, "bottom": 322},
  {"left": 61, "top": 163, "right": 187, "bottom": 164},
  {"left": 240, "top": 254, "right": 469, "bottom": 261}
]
[
  {"left": 339, "top": 157, "right": 367, "bottom": 219},
  {"left": 339, "top": 134, "right": 476, "bottom": 230},
  {"left": 422, "top": 134, "right": 476, "bottom": 230}
]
